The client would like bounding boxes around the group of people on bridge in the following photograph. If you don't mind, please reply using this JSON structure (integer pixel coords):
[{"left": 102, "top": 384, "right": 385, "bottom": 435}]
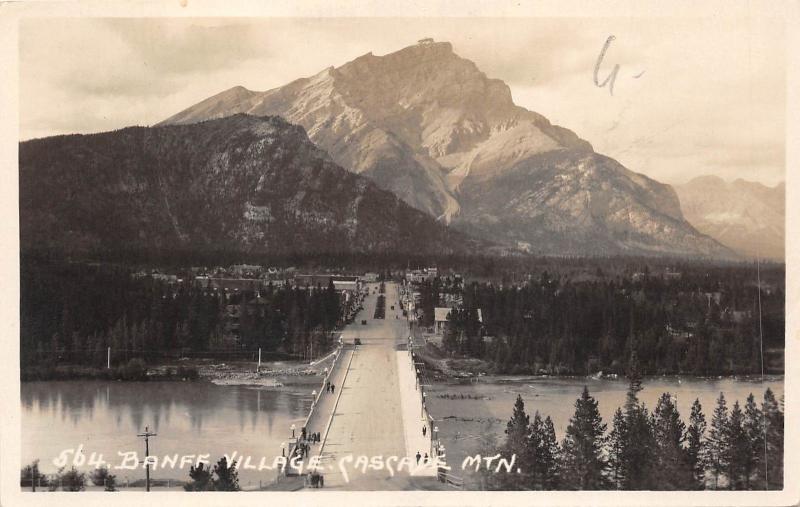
[{"left": 295, "top": 427, "right": 322, "bottom": 460}]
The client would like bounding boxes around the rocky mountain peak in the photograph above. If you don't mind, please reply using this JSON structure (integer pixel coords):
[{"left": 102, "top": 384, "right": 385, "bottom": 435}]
[{"left": 158, "top": 42, "right": 733, "bottom": 258}]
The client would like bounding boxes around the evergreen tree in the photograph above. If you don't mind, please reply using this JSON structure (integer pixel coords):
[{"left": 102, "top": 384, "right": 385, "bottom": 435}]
[
  {"left": 560, "top": 386, "right": 609, "bottom": 490},
  {"left": 686, "top": 398, "right": 707, "bottom": 489},
  {"left": 743, "top": 393, "right": 764, "bottom": 489},
  {"left": 528, "top": 412, "right": 560, "bottom": 490},
  {"left": 499, "top": 394, "right": 530, "bottom": 489},
  {"left": 761, "top": 388, "right": 784, "bottom": 490},
  {"left": 616, "top": 351, "right": 657, "bottom": 489},
  {"left": 607, "top": 407, "right": 627, "bottom": 489},
  {"left": 652, "top": 393, "right": 692, "bottom": 489},
  {"left": 725, "top": 401, "right": 749, "bottom": 490},
  {"left": 541, "top": 416, "right": 561, "bottom": 489},
  {"left": 212, "top": 456, "right": 240, "bottom": 491},
  {"left": 527, "top": 412, "right": 545, "bottom": 489},
  {"left": 184, "top": 462, "right": 212, "bottom": 491},
  {"left": 708, "top": 393, "right": 729, "bottom": 489}
]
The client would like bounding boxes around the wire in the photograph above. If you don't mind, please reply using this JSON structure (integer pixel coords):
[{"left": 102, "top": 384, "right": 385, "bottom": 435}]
[{"left": 756, "top": 251, "right": 768, "bottom": 489}]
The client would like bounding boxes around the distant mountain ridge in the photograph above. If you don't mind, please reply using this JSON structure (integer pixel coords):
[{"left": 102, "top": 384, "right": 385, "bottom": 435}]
[
  {"left": 675, "top": 175, "right": 784, "bottom": 260},
  {"left": 161, "top": 40, "right": 732, "bottom": 259},
  {"left": 19, "top": 115, "right": 478, "bottom": 258}
]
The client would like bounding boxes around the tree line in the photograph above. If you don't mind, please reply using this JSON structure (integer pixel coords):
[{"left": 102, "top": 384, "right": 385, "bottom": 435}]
[
  {"left": 484, "top": 362, "right": 784, "bottom": 490},
  {"left": 21, "top": 258, "right": 344, "bottom": 372},
  {"left": 425, "top": 265, "right": 783, "bottom": 375}
]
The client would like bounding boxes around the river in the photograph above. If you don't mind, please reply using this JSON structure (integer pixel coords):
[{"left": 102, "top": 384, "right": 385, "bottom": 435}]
[
  {"left": 425, "top": 375, "right": 784, "bottom": 485},
  {"left": 21, "top": 375, "right": 782, "bottom": 489},
  {"left": 21, "top": 378, "right": 316, "bottom": 488}
]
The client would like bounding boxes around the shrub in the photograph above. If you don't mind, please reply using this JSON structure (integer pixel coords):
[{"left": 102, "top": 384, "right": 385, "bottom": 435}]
[
  {"left": 54, "top": 466, "right": 86, "bottom": 491},
  {"left": 20, "top": 460, "right": 48, "bottom": 489},
  {"left": 90, "top": 466, "right": 110, "bottom": 486},
  {"left": 177, "top": 365, "right": 199, "bottom": 380},
  {"left": 115, "top": 358, "right": 148, "bottom": 380}
]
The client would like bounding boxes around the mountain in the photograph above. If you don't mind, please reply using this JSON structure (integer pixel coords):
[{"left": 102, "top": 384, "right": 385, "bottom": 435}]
[
  {"left": 19, "top": 114, "right": 478, "bottom": 258},
  {"left": 675, "top": 175, "right": 784, "bottom": 260},
  {"left": 161, "top": 40, "right": 732, "bottom": 258}
]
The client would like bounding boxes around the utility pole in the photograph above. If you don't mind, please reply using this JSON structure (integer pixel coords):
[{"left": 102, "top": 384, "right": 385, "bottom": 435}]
[
  {"left": 137, "top": 426, "right": 157, "bottom": 491},
  {"left": 107, "top": 347, "right": 111, "bottom": 369},
  {"left": 257, "top": 347, "right": 261, "bottom": 373}
]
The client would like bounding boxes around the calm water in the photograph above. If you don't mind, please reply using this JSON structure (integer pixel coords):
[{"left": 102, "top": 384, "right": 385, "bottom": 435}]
[
  {"left": 426, "top": 376, "right": 784, "bottom": 481},
  {"left": 21, "top": 380, "right": 314, "bottom": 486},
  {"left": 22, "top": 376, "right": 784, "bottom": 487}
]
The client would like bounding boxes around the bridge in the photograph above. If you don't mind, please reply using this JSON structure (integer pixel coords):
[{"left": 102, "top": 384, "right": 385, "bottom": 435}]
[{"left": 287, "top": 281, "right": 446, "bottom": 490}]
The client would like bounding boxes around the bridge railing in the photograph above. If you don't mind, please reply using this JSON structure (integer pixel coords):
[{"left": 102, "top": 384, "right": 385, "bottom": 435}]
[
  {"left": 286, "top": 341, "right": 348, "bottom": 473},
  {"left": 408, "top": 340, "right": 448, "bottom": 470}
]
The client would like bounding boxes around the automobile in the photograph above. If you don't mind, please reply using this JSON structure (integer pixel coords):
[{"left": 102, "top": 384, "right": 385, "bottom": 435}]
[
  {"left": 354, "top": 338, "right": 362, "bottom": 345},
  {"left": 361, "top": 319, "right": 367, "bottom": 325}
]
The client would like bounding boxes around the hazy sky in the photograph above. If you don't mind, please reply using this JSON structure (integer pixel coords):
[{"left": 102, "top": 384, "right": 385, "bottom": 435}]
[{"left": 20, "top": 17, "right": 786, "bottom": 186}]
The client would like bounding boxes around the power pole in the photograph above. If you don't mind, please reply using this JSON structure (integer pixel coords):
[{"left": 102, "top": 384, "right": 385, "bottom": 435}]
[{"left": 137, "top": 426, "right": 157, "bottom": 491}]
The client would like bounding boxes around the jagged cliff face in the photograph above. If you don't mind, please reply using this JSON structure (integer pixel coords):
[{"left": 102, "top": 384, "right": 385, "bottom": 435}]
[
  {"left": 675, "top": 176, "right": 785, "bottom": 260},
  {"left": 19, "top": 115, "right": 475, "bottom": 257},
  {"left": 162, "top": 42, "right": 590, "bottom": 222},
  {"left": 161, "top": 41, "right": 733, "bottom": 258}
]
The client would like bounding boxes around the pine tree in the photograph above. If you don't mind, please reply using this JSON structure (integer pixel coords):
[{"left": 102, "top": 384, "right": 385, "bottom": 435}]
[
  {"left": 652, "top": 393, "right": 692, "bottom": 489},
  {"left": 743, "top": 393, "right": 764, "bottom": 489},
  {"left": 212, "top": 456, "right": 240, "bottom": 491},
  {"left": 527, "top": 412, "right": 560, "bottom": 490},
  {"left": 560, "top": 386, "right": 609, "bottom": 490},
  {"left": 499, "top": 394, "right": 530, "bottom": 489},
  {"left": 616, "top": 351, "right": 657, "bottom": 490},
  {"left": 184, "top": 462, "right": 212, "bottom": 491},
  {"left": 608, "top": 407, "right": 627, "bottom": 489},
  {"left": 527, "top": 412, "right": 545, "bottom": 489},
  {"left": 686, "top": 398, "right": 707, "bottom": 489},
  {"left": 708, "top": 393, "right": 729, "bottom": 489},
  {"left": 725, "top": 401, "right": 749, "bottom": 489},
  {"left": 541, "top": 416, "right": 561, "bottom": 489},
  {"left": 762, "top": 388, "right": 783, "bottom": 490},
  {"left": 620, "top": 401, "right": 656, "bottom": 489}
]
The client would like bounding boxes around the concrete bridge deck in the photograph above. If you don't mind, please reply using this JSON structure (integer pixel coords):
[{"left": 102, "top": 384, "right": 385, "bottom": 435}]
[{"left": 296, "top": 282, "right": 437, "bottom": 490}]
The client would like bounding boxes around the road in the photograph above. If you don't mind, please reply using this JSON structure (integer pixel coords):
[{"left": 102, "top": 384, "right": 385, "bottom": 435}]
[{"left": 309, "top": 282, "right": 436, "bottom": 490}]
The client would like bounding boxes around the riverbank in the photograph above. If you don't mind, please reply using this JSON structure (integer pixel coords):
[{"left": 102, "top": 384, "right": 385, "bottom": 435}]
[
  {"left": 21, "top": 349, "right": 339, "bottom": 384},
  {"left": 413, "top": 338, "right": 784, "bottom": 380},
  {"left": 20, "top": 359, "right": 199, "bottom": 382}
]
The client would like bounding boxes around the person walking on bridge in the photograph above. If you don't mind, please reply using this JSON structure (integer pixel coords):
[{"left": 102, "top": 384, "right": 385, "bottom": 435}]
[
  {"left": 422, "top": 425, "right": 427, "bottom": 437},
  {"left": 416, "top": 451, "right": 421, "bottom": 465},
  {"left": 331, "top": 384, "right": 336, "bottom": 394}
]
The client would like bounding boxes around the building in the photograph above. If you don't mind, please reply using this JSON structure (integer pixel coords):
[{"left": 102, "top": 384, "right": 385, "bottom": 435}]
[
  {"left": 434, "top": 307, "right": 451, "bottom": 335},
  {"left": 333, "top": 280, "right": 359, "bottom": 293},
  {"left": 231, "top": 264, "right": 262, "bottom": 277},
  {"left": 363, "top": 272, "right": 379, "bottom": 282},
  {"left": 207, "top": 277, "right": 263, "bottom": 292},
  {"left": 434, "top": 307, "right": 483, "bottom": 335},
  {"left": 295, "top": 274, "right": 360, "bottom": 289}
]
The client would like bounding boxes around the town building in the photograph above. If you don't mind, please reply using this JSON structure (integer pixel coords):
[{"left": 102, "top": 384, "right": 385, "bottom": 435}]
[{"left": 434, "top": 307, "right": 483, "bottom": 335}]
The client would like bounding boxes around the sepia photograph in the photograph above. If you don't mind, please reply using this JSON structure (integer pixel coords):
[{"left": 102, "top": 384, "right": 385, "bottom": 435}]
[{"left": 1, "top": 1, "right": 797, "bottom": 505}]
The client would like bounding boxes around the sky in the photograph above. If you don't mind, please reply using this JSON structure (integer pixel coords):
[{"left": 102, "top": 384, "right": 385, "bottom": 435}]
[{"left": 19, "top": 17, "right": 786, "bottom": 186}]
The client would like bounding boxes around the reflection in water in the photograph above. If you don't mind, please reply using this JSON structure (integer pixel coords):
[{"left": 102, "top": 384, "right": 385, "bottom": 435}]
[
  {"left": 21, "top": 380, "right": 313, "bottom": 484},
  {"left": 428, "top": 375, "right": 784, "bottom": 479}
]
